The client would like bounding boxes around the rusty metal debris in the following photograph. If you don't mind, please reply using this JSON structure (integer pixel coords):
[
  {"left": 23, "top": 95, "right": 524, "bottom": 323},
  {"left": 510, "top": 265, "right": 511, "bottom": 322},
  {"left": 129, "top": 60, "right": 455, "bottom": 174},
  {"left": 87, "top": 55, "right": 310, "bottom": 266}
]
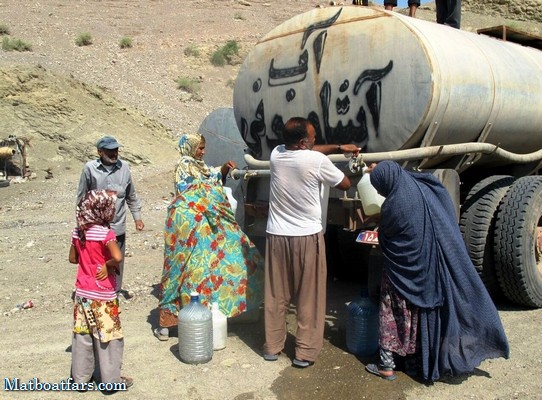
[{"left": 0, "top": 135, "right": 31, "bottom": 185}]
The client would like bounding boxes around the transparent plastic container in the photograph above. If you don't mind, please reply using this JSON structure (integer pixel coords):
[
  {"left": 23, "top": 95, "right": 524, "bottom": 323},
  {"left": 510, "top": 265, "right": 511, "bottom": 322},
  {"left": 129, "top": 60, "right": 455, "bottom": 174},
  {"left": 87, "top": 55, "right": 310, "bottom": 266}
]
[
  {"left": 178, "top": 292, "right": 213, "bottom": 364},
  {"left": 211, "top": 302, "right": 227, "bottom": 350},
  {"left": 346, "top": 286, "right": 379, "bottom": 357}
]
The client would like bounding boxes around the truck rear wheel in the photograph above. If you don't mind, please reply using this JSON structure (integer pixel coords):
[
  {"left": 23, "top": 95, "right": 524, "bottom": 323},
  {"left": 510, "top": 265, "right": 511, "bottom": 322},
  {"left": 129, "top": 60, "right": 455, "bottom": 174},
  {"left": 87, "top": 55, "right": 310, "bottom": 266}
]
[
  {"left": 459, "top": 175, "right": 515, "bottom": 299},
  {"left": 494, "top": 176, "right": 542, "bottom": 308}
]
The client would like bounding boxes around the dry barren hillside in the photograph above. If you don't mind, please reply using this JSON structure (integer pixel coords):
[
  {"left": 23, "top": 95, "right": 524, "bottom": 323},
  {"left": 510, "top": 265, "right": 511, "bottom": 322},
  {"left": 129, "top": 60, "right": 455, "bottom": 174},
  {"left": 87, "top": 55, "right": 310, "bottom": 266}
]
[
  {"left": 462, "top": 0, "right": 542, "bottom": 22},
  {"left": 0, "top": 0, "right": 540, "bottom": 178}
]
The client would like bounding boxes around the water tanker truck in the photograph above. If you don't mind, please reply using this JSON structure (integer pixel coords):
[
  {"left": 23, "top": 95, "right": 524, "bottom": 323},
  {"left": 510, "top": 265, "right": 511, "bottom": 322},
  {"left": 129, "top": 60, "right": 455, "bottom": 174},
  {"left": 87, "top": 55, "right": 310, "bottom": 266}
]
[{"left": 216, "top": 6, "right": 542, "bottom": 308}]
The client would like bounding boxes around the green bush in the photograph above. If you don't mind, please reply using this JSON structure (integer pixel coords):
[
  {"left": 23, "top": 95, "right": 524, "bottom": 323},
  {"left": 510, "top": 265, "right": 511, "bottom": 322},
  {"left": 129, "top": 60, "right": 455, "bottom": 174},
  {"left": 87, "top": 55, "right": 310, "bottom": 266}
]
[
  {"left": 176, "top": 76, "right": 201, "bottom": 94},
  {"left": 233, "top": 12, "right": 245, "bottom": 21},
  {"left": 119, "top": 37, "right": 133, "bottom": 49},
  {"left": 210, "top": 40, "right": 239, "bottom": 67},
  {"left": 75, "top": 32, "right": 93, "bottom": 47},
  {"left": 184, "top": 44, "right": 200, "bottom": 57},
  {"left": 2, "top": 37, "right": 32, "bottom": 51},
  {"left": 0, "top": 23, "right": 10, "bottom": 35}
]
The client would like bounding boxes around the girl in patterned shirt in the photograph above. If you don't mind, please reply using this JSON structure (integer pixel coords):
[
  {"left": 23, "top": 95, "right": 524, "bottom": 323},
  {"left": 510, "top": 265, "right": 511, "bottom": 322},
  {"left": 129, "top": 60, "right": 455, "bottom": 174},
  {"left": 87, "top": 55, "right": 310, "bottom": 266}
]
[{"left": 69, "top": 189, "right": 133, "bottom": 391}]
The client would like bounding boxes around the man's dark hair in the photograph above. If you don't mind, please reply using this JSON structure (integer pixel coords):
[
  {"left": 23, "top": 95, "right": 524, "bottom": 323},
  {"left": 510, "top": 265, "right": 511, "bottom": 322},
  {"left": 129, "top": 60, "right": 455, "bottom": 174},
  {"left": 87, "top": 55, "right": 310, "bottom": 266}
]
[{"left": 283, "top": 117, "right": 311, "bottom": 146}]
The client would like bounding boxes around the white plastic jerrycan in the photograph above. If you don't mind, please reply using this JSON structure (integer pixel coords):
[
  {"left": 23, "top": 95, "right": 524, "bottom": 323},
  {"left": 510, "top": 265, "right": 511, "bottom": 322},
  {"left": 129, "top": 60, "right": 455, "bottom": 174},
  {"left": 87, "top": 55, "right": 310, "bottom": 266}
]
[
  {"left": 211, "top": 302, "right": 227, "bottom": 351},
  {"left": 357, "top": 167, "right": 385, "bottom": 216}
]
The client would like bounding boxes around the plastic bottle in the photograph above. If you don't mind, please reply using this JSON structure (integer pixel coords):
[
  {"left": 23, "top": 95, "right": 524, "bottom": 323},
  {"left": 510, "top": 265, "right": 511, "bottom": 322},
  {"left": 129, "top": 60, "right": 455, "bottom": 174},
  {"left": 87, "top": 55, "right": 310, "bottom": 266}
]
[
  {"left": 178, "top": 292, "right": 213, "bottom": 364},
  {"left": 346, "top": 286, "right": 379, "bottom": 357},
  {"left": 211, "top": 302, "right": 227, "bottom": 350},
  {"left": 356, "top": 167, "right": 385, "bottom": 216}
]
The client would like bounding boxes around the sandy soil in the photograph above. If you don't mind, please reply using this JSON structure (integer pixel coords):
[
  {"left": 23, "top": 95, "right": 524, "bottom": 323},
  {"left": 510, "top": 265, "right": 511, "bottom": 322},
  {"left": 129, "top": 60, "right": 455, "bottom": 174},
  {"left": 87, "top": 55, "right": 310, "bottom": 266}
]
[{"left": 1, "top": 1, "right": 542, "bottom": 399}]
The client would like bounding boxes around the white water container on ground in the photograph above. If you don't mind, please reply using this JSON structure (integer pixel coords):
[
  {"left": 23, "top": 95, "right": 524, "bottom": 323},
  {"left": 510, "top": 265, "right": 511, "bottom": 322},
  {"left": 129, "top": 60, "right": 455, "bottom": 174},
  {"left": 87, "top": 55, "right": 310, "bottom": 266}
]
[
  {"left": 178, "top": 292, "right": 213, "bottom": 364},
  {"left": 211, "top": 302, "right": 228, "bottom": 350},
  {"left": 357, "top": 168, "right": 385, "bottom": 216}
]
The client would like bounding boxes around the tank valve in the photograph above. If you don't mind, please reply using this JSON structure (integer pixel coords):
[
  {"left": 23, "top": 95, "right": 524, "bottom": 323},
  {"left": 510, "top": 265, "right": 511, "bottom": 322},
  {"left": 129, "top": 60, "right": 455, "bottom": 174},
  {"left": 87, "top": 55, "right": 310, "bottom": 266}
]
[{"left": 348, "top": 155, "right": 364, "bottom": 174}]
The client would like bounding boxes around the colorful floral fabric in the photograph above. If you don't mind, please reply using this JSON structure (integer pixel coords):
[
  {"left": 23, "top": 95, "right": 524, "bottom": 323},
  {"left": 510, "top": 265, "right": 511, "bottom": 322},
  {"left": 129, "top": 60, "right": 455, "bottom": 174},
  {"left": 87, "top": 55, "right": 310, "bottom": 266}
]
[
  {"left": 379, "top": 272, "right": 418, "bottom": 357},
  {"left": 73, "top": 296, "right": 123, "bottom": 343},
  {"left": 158, "top": 141, "right": 264, "bottom": 325}
]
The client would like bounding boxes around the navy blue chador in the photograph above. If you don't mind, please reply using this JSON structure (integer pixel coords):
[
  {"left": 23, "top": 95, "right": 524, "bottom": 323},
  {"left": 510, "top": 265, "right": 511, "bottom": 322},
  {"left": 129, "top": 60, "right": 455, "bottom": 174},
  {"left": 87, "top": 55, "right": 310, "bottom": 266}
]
[{"left": 370, "top": 161, "right": 510, "bottom": 382}]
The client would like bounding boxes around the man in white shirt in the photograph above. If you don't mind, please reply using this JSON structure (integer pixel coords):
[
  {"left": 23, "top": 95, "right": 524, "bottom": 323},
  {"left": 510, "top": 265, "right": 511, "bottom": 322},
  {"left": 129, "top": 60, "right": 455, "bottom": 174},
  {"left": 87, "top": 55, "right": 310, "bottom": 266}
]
[{"left": 263, "top": 117, "right": 359, "bottom": 368}]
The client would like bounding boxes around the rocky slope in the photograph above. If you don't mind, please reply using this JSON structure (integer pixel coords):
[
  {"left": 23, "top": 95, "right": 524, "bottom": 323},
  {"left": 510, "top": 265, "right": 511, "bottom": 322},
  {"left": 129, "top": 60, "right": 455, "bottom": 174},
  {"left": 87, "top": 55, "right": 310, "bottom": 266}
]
[
  {"left": 0, "top": 0, "right": 540, "bottom": 181},
  {"left": 463, "top": 0, "right": 542, "bottom": 23}
]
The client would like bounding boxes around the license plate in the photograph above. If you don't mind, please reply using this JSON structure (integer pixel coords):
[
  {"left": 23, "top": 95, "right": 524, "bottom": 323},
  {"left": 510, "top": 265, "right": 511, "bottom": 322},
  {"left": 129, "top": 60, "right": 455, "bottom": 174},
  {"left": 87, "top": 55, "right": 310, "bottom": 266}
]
[{"left": 356, "top": 230, "right": 379, "bottom": 245}]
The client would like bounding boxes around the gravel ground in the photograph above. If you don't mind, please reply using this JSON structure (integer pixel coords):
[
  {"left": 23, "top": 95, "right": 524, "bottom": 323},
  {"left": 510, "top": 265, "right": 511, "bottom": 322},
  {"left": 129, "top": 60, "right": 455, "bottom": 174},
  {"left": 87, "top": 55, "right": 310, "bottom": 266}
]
[{"left": 1, "top": 1, "right": 542, "bottom": 399}]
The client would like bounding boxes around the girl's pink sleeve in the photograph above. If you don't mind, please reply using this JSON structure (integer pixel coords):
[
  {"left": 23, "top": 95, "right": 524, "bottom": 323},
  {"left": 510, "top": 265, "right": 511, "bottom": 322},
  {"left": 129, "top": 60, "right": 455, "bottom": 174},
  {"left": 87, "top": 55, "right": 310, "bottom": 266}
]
[{"left": 104, "top": 229, "right": 117, "bottom": 245}]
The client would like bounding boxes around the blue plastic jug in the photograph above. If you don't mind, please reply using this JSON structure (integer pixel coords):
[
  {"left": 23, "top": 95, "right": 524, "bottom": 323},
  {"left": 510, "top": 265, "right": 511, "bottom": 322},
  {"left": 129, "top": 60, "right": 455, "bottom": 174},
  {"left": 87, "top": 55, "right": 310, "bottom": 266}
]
[{"left": 346, "top": 286, "right": 379, "bottom": 357}]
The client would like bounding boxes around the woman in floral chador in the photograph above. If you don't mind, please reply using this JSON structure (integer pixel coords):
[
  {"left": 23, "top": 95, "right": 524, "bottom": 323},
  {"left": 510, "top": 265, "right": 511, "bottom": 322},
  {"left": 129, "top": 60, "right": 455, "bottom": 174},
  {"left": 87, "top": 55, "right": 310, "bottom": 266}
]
[{"left": 154, "top": 133, "right": 264, "bottom": 340}]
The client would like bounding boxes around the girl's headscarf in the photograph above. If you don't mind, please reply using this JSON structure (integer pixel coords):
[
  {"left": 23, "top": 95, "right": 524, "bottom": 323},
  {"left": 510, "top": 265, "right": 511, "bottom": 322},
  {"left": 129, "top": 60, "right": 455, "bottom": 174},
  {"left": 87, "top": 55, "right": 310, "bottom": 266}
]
[
  {"left": 76, "top": 189, "right": 116, "bottom": 242},
  {"left": 175, "top": 132, "right": 211, "bottom": 181}
]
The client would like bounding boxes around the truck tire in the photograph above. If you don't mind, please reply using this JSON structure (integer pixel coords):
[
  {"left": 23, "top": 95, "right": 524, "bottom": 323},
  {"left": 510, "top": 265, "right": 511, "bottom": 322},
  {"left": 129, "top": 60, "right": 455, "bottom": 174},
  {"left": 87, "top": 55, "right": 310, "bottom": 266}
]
[
  {"left": 494, "top": 176, "right": 542, "bottom": 308},
  {"left": 459, "top": 175, "right": 515, "bottom": 299}
]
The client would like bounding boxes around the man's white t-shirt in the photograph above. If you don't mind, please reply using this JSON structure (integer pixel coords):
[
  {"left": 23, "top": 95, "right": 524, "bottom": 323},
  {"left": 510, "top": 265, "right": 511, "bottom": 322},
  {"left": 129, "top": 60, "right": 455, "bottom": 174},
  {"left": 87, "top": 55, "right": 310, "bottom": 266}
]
[{"left": 266, "top": 145, "right": 345, "bottom": 236}]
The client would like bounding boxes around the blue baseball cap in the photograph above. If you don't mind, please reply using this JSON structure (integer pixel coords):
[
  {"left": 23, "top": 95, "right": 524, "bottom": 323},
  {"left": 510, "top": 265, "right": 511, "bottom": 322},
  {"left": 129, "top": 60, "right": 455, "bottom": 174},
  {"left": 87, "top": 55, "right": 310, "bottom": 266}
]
[{"left": 96, "top": 136, "right": 122, "bottom": 150}]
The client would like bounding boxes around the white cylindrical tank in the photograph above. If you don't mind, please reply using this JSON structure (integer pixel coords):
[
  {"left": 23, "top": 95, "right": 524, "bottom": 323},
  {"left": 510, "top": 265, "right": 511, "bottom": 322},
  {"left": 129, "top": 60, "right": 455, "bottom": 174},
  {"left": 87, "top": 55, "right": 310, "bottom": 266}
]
[
  {"left": 233, "top": 6, "right": 542, "bottom": 167},
  {"left": 211, "top": 302, "right": 227, "bottom": 351}
]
